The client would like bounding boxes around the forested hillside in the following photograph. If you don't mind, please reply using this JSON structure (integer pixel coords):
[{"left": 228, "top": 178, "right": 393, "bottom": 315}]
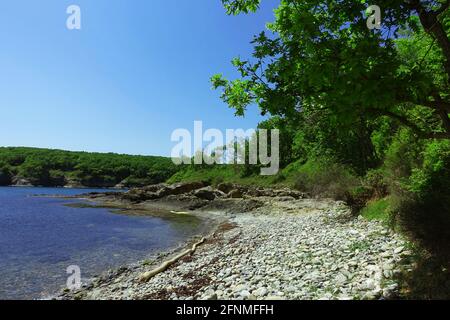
[{"left": 0, "top": 147, "right": 178, "bottom": 188}]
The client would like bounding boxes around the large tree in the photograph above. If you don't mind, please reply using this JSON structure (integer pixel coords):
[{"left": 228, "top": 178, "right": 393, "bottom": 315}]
[{"left": 212, "top": 0, "right": 450, "bottom": 139}]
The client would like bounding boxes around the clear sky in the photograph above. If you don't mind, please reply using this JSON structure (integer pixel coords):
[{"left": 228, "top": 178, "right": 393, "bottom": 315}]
[{"left": 0, "top": 0, "right": 278, "bottom": 156}]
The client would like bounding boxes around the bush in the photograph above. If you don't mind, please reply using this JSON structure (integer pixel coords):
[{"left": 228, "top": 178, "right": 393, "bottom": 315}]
[
  {"left": 407, "top": 141, "right": 450, "bottom": 200},
  {"left": 293, "top": 158, "right": 359, "bottom": 200},
  {"left": 168, "top": 166, "right": 242, "bottom": 185},
  {"left": 393, "top": 141, "right": 450, "bottom": 253},
  {"left": 363, "top": 168, "right": 389, "bottom": 199},
  {"left": 361, "top": 197, "right": 392, "bottom": 224},
  {"left": 383, "top": 129, "right": 424, "bottom": 188}
]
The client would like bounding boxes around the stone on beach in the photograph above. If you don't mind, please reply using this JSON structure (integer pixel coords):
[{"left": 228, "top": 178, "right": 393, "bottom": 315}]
[{"left": 59, "top": 190, "right": 413, "bottom": 301}]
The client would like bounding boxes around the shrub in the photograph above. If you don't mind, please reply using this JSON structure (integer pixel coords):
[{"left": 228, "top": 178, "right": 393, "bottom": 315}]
[
  {"left": 361, "top": 197, "right": 392, "bottom": 224},
  {"left": 383, "top": 129, "right": 424, "bottom": 188},
  {"left": 393, "top": 141, "right": 450, "bottom": 252},
  {"left": 363, "top": 168, "right": 389, "bottom": 199},
  {"left": 294, "top": 158, "right": 359, "bottom": 200}
]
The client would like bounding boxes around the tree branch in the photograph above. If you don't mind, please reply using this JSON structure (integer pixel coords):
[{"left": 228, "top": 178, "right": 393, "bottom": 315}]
[
  {"left": 434, "top": 95, "right": 450, "bottom": 133},
  {"left": 409, "top": 0, "right": 450, "bottom": 80},
  {"left": 369, "top": 108, "right": 450, "bottom": 140},
  {"left": 419, "top": 100, "right": 450, "bottom": 112},
  {"left": 435, "top": 0, "right": 450, "bottom": 16}
]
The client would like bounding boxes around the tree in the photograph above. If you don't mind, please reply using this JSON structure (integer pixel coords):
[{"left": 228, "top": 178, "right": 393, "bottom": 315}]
[{"left": 212, "top": 0, "right": 450, "bottom": 140}]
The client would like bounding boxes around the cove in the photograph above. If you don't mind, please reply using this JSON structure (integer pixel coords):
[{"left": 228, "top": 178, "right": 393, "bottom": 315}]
[{"left": 0, "top": 187, "right": 204, "bottom": 300}]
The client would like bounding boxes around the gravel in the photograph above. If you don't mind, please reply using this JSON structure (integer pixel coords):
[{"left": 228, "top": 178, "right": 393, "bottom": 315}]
[{"left": 60, "top": 198, "right": 413, "bottom": 300}]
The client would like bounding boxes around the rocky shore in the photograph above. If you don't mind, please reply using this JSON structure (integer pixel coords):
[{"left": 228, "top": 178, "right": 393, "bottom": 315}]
[{"left": 59, "top": 182, "right": 414, "bottom": 300}]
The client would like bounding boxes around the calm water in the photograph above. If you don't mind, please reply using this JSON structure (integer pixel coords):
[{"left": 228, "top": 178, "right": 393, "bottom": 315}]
[{"left": 0, "top": 187, "right": 203, "bottom": 300}]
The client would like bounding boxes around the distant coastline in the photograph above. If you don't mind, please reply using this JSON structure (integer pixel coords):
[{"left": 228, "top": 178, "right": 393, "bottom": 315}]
[
  {"left": 3, "top": 180, "right": 129, "bottom": 190},
  {"left": 3, "top": 184, "right": 129, "bottom": 190},
  {"left": 0, "top": 147, "right": 179, "bottom": 189}
]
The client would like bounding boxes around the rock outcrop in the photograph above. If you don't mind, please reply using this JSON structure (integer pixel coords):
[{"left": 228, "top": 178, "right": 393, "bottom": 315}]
[
  {"left": 118, "top": 182, "right": 306, "bottom": 204},
  {"left": 11, "top": 177, "right": 33, "bottom": 187}
]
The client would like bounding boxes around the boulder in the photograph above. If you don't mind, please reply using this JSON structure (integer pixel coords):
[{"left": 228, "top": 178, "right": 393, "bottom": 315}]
[
  {"left": 12, "top": 177, "right": 33, "bottom": 187},
  {"left": 65, "top": 177, "right": 84, "bottom": 188},
  {"left": 194, "top": 187, "right": 217, "bottom": 201},
  {"left": 121, "top": 182, "right": 211, "bottom": 202},
  {"left": 160, "top": 181, "right": 208, "bottom": 197},
  {"left": 142, "top": 184, "right": 167, "bottom": 193}
]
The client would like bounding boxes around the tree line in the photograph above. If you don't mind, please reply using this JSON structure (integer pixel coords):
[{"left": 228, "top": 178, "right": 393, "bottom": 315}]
[{"left": 0, "top": 147, "right": 179, "bottom": 188}]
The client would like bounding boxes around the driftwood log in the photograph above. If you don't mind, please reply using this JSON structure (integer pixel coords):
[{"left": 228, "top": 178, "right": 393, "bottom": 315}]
[{"left": 139, "top": 237, "right": 206, "bottom": 283}]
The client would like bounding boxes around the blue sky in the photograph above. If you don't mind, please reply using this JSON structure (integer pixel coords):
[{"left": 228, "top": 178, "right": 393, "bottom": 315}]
[{"left": 0, "top": 0, "right": 278, "bottom": 156}]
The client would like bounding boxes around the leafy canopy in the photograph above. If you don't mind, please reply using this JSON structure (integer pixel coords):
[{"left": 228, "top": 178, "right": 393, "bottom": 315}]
[{"left": 213, "top": 0, "right": 450, "bottom": 139}]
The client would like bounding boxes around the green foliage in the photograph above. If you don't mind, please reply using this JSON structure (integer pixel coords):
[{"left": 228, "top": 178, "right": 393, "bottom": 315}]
[
  {"left": 361, "top": 197, "right": 392, "bottom": 223},
  {"left": 370, "top": 117, "right": 397, "bottom": 160},
  {"left": 293, "top": 157, "right": 360, "bottom": 200},
  {"left": 168, "top": 166, "right": 237, "bottom": 185},
  {"left": 214, "top": 0, "right": 450, "bottom": 141},
  {"left": 167, "top": 164, "right": 281, "bottom": 187},
  {"left": 408, "top": 140, "right": 450, "bottom": 200},
  {"left": 221, "top": 0, "right": 260, "bottom": 15},
  {"left": 210, "top": 0, "right": 450, "bottom": 298},
  {"left": 0, "top": 147, "right": 179, "bottom": 187},
  {"left": 391, "top": 140, "right": 450, "bottom": 250},
  {"left": 363, "top": 168, "right": 389, "bottom": 198},
  {"left": 380, "top": 132, "right": 450, "bottom": 230},
  {"left": 384, "top": 129, "right": 425, "bottom": 184}
]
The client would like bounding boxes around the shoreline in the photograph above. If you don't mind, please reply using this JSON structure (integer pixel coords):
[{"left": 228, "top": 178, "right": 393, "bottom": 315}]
[
  {"left": 56, "top": 183, "right": 415, "bottom": 300},
  {"left": 53, "top": 195, "right": 228, "bottom": 301}
]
